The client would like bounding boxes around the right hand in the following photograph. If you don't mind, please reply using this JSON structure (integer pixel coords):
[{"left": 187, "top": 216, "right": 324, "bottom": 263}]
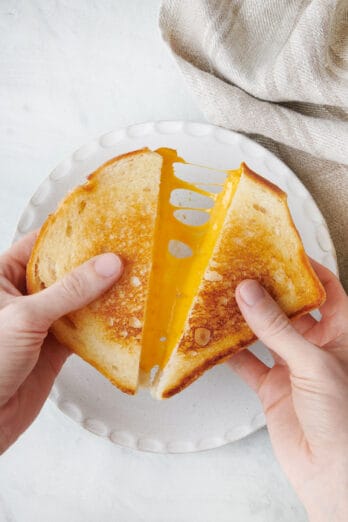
[{"left": 228, "top": 261, "right": 348, "bottom": 522}]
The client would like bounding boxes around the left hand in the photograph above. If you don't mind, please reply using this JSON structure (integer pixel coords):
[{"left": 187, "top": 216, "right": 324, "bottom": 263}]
[{"left": 0, "top": 232, "right": 123, "bottom": 454}]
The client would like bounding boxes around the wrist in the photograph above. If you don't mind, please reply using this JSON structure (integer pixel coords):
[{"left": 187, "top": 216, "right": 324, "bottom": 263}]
[
  {"left": 303, "top": 464, "right": 348, "bottom": 522},
  {"left": 306, "top": 504, "right": 348, "bottom": 522},
  {"left": 295, "top": 458, "right": 348, "bottom": 522}
]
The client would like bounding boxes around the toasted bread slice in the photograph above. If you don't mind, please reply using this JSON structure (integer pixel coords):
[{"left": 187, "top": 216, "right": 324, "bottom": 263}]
[
  {"left": 27, "top": 149, "right": 162, "bottom": 395},
  {"left": 152, "top": 163, "right": 326, "bottom": 399}
]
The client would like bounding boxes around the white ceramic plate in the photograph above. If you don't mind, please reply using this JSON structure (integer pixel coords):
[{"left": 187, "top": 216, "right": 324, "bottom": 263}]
[{"left": 15, "top": 121, "right": 337, "bottom": 453}]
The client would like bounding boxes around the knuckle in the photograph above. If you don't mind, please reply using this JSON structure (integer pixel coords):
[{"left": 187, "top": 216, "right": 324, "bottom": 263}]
[
  {"left": 5, "top": 299, "right": 43, "bottom": 333},
  {"left": 11, "top": 301, "right": 35, "bottom": 329},
  {"left": 262, "top": 310, "right": 292, "bottom": 339},
  {"left": 60, "top": 271, "right": 87, "bottom": 302}
]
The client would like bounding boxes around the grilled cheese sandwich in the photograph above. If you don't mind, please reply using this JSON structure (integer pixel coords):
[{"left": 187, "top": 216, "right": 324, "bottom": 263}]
[{"left": 26, "top": 147, "right": 325, "bottom": 398}]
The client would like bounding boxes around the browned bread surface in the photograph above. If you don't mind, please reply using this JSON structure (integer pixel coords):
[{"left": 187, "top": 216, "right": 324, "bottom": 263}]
[
  {"left": 27, "top": 149, "right": 162, "bottom": 394},
  {"left": 153, "top": 163, "right": 325, "bottom": 398}
]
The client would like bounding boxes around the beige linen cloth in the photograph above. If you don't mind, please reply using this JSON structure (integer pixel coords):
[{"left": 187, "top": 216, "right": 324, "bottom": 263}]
[{"left": 159, "top": 0, "right": 348, "bottom": 290}]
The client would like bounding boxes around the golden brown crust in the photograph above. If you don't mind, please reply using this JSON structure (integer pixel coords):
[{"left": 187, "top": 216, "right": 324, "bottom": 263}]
[
  {"left": 162, "top": 338, "right": 254, "bottom": 398},
  {"left": 297, "top": 248, "right": 326, "bottom": 307},
  {"left": 240, "top": 162, "right": 286, "bottom": 198},
  {"left": 160, "top": 303, "right": 322, "bottom": 398},
  {"left": 26, "top": 215, "right": 54, "bottom": 294},
  {"left": 86, "top": 148, "right": 150, "bottom": 183},
  {"left": 241, "top": 164, "right": 326, "bottom": 307}
]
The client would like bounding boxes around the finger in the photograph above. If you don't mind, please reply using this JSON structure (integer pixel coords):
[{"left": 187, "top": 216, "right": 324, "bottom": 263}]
[
  {"left": 25, "top": 333, "right": 71, "bottom": 396},
  {"left": 292, "top": 314, "right": 317, "bottom": 336},
  {"left": 308, "top": 259, "right": 348, "bottom": 345},
  {"left": 4, "top": 335, "right": 71, "bottom": 448},
  {"left": 310, "top": 257, "right": 338, "bottom": 284},
  {"left": 41, "top": 333, "right": 71, "bottom": 370},
  {"left": 230, "top": 351, "right": 305, "bottom": 466},
  {"left": 0, "top": 231, "right": 38, "bottom": 292},
  {"left": 236, "top": 280, "right": 320, "bottom": 373},
  {"left": 17, "top": 334, "right": 70, "bottom": 407},
  {"left": 267, "top": 399, "right": 305, "bottom": 470},
  {"left": 0, "top": 315, "right": 69, "bottom": 408},
  {"left": 271, "top": 351, "right": 286, "bottom": 366},
  {"left": 25, "top": 253, "right": 123, "bottom": 328},
  {"left": 310, "top": 258, "right": 348, "bottom": 321},
  {"left": 6, "top": 231, "right": 38, "bottom": 266},
  {"left": 261, "top": 368, "right": 305, "bottom": 470},
  {"left": 226, "top": 349, "right": 269, "bottom": 392}
]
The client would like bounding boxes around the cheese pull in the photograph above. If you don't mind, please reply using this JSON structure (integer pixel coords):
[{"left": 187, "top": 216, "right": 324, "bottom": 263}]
[{"left": 140, "top": 148, "right": 240, "bottom": 376}]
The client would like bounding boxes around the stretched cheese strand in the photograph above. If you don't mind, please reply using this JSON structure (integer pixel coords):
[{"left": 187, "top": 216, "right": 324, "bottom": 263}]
[{"left": 140, "top": 148, "right": 240, "bottom": 375}]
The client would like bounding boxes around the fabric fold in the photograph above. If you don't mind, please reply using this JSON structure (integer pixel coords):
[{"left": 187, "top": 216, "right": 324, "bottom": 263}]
[{"left": 159, "top": 0, "right": 348, "bottom": 288}]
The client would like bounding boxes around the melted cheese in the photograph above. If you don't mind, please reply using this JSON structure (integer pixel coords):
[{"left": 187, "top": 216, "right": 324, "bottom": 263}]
[{"left": 140, "top": 148, "right": 241, "bottom": 374}]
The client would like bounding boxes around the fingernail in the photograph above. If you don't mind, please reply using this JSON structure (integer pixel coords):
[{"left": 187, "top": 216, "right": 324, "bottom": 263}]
[
  {"left": 238, "top": 280, "right": 265, "bottom": 306},
  {"left": 94, "top": 253, "right": 122, "bottom": 277}
]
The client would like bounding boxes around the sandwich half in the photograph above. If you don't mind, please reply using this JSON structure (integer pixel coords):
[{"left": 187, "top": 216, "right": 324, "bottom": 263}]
[
  {"left": 151, "top": 162, "right": 325, "bottom": 398},
  {"left": 27, "top": 149, "right": 162, "bottom": 394},
  {"left": 27, "top": 148, "right": 325, "bottom": 398}
]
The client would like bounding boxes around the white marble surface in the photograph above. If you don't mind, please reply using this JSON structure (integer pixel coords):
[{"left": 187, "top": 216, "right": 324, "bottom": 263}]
[{"left": 0, "top": 2, "right": 307, "bottom": 521}]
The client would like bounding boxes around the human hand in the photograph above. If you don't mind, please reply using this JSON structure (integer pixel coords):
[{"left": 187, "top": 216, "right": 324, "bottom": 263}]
[
  {"left": 0, "top": 232, "right": 123, "bottom": 454},
  {"left": 229, "top": 261, "right": 348, "bottom": 522}
]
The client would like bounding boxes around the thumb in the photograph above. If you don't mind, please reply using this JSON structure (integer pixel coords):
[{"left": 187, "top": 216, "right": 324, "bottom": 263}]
[
  {"left": 26, "top": 253, "right": 123, "bottom": 327},
  {"left": 236, "top": 279, "right": 319, "bottom": 373}
]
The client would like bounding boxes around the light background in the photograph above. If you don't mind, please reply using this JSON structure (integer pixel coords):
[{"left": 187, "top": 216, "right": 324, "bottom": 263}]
[{"left": 0, "top": 2, "right": 307, "bottom": 521}]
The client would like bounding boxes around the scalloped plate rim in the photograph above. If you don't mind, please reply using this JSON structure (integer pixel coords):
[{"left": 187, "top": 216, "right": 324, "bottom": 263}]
[{"left": 14, "top": 120, "right": 337, "bottom": 453}]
